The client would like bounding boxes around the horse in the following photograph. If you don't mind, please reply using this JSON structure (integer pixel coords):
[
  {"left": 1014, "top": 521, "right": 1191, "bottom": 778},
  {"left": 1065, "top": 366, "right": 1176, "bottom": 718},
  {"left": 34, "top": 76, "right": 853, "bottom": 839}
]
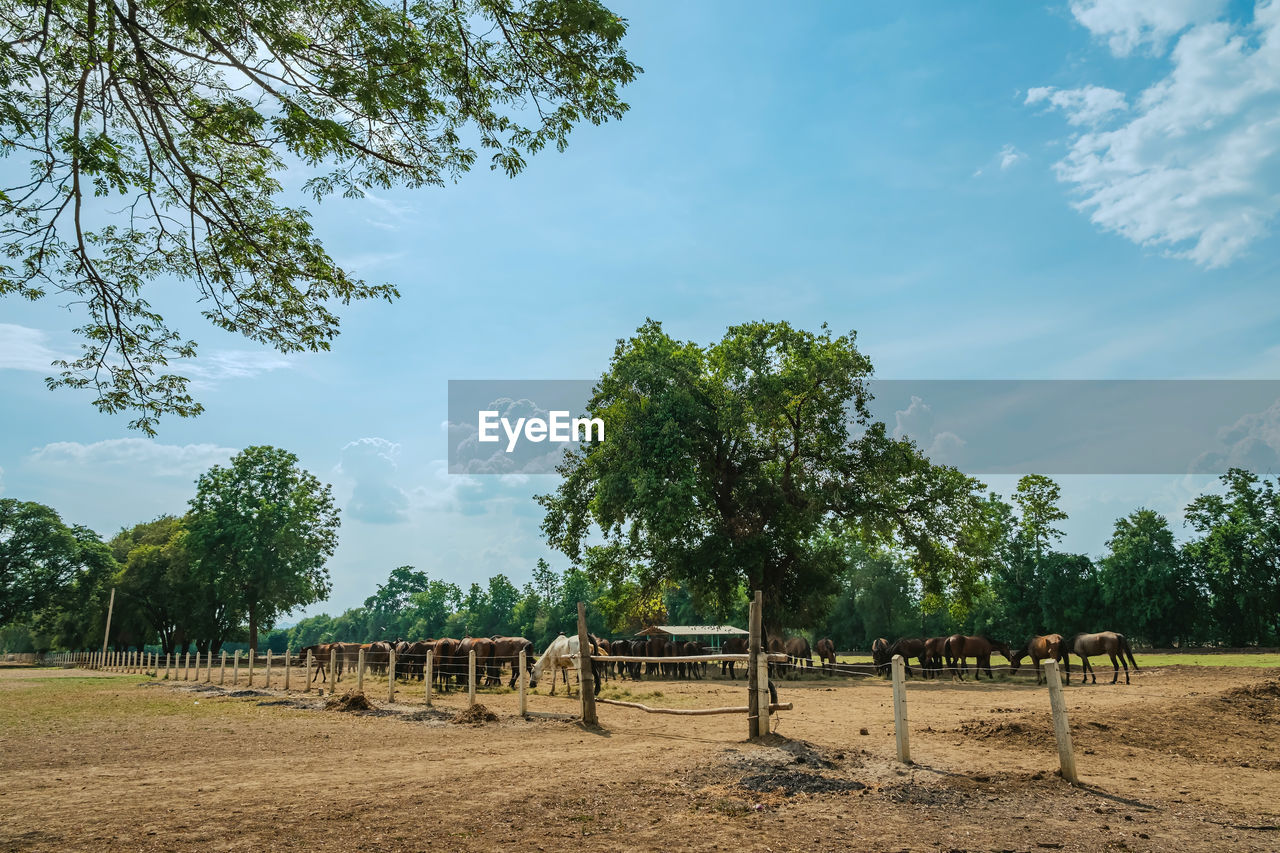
[
  {"left": 870, "top": 637, "right": 891, "bottom": 677},
  {"left": 943, "top": 635, "right": 1011, "bottom": 681},
  {"left": 457, "top": 637, "right": 497, "bottom": 687},
  {"left": 589, "top": 634, "right": 612, "bottom": 681},
  {"left": 720, "top": 636, "right": 748, "bottom": 679},
  {"left": 815, "top": 638, "right": 837, "bottom": 674},
  {"left": 784, "top": 636, "right": 813, "bottom": 677},
  {"left": 527, "top": 635, "right": 604, "bottom": 697},
  {"left": 299, "top": 643, "right": 336, "bottom": 683},
  {"left": 886, "top": 637, "right": 928, "bottom": 678},
  {"left": 490, "top": 636, "right": 534, "bottom": 687},
  {"left": 1009, "top": 634, "right": 1069, "bottom": 685},
  {"left": 1069, "top": 631, "right": 1138, "bottom": 685},
  {"left": 432, "top": 637, "right": 461, "bottom": 692},
  {"left": 924, "top": 637, "right": 948, "bottom": 679},
  {"left": 679, "top": 640, "right": 706, "bottom": 679}
]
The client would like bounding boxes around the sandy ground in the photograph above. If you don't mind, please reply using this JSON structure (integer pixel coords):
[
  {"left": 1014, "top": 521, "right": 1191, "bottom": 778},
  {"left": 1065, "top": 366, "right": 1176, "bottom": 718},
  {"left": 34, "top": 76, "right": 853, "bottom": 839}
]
[{"left": 1, "top": 663, "right": 1277, "bottom": 852}]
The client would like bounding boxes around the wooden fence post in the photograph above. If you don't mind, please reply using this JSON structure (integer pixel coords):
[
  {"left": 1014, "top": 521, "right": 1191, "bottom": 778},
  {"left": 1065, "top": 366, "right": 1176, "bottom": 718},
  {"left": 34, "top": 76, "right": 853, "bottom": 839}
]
[
  {"left": 248, "top": 649, "right": 255, "bottom": 687},
  {"left": 233, "top": 650, "right": 240, "bottom": 686},
  {"left": 304, "top": 650, "right": 313, "bottom": 694},
  {"left": 468, "top": 650, "right": 477, "bottom": 708},
  {"left": 577, "top": 601, "right": 597, "bottom": 726},
  {"left": 748, "top": 590, "right": 762, "bottom": 738},
  {"left": 1045, "top": 660, "right": 1079, "bottom": 784},
  {"left": 387, "top": 648, "right": 397, "bottom": 704},
  {"left": 284, "top": 648, "right": 291, "bottom": 691},
  {"left": 265, "top": 650, "right": 272, "bottom": 689},
  {"left": 424, "top": 651, "right": 433, "bottom": 707},
  {"left": 183, "top": 652, "right": 190, "bottom": 681},
  {"left": 518, "top": 650, "right": 526, "bottom": 718},
  {"left": 329, "top": 648, "right": 337, "bottom": 696},
  {"left": 892, "top": 654, "right": 912, "bottom": 764},
  {"left": 220, "top": 651, "right": 226, "bottom": 685},
  {"left": 165, "top": 653, "right": 172, "bottom": 680},
  {"left": 356, "top": 648, "right": 365, "bottom": 693}
]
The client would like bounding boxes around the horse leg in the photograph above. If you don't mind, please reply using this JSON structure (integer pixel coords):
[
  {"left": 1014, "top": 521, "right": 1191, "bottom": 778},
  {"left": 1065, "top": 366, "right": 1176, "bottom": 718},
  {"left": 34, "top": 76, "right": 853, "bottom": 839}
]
[
  {"left": 1109, "top": 653, "right": 1120, "bottom": 684},
  {"left": 1034, "top": 658, "right": 1043, "bottom": 685}
]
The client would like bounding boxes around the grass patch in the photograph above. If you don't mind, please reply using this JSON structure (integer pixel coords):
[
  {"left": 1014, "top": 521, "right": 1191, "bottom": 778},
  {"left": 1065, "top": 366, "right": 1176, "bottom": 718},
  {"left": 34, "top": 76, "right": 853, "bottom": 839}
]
[{"left": 1130, "top": 653, "right": 1280, "bottom": 668}]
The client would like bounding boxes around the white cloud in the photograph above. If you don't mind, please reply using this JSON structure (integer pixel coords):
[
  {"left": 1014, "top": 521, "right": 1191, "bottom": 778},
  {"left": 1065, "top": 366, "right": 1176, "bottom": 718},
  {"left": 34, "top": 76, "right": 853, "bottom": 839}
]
[
  {"left": 999, "top": 144, "right": 1026, "bottom": 170},
  {"left": 1025, "top": 85, "right": 1128, "bottom": 126},
  {"left": 337, "top": 438, "right": 410, "bottom": 524},
  {"left": 0, "top": 324, "right": 69, "bottom": 372},
  {"left": 27, "top": 439, "right": 236, "bottom": 478},
  {"left": 1069, "top": 0, "right": 1229, "bottom": 56},
  {"left": 1032, "top": 0, "right": 1280, "bottom": 268}
]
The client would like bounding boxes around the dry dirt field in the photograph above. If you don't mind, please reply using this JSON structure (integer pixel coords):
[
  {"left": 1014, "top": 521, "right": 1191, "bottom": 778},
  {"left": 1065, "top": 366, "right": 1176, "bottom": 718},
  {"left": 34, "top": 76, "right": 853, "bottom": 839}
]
[{"left": 1, "top": 663, "right": 1277, "bottom": 852}]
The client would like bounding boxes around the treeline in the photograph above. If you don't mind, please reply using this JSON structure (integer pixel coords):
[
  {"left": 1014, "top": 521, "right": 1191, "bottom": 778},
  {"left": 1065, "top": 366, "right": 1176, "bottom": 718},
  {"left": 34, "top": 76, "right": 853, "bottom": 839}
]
[{"left": 4, "top": 468, "right": 1280, "bottom": 654}]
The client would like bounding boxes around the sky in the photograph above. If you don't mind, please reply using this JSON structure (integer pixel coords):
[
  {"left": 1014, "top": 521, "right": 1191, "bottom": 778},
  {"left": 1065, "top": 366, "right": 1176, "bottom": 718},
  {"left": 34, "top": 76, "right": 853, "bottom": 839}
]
[{"left": 3, "top": 0, "right": 1280, "bottom": 618}]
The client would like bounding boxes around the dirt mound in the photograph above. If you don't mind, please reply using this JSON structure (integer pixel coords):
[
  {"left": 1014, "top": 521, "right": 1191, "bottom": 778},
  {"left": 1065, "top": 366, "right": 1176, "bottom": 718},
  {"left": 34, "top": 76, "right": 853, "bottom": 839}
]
[
  {"left": 957, "top": 716, "right": 1051, "bottom": 743},
  {"left": 325, "top": 691, "right": 374, "bottom": 712},
  {"left": 452, "top": 704, "right": 498, "bottom": 725},
  {"left": 737, "top": 769, "right": 865, "bottom": 796},
  {"left": 226, "top": 689, "right": 267, "bottom": 698},
  {"left": 1211, "top": 680, "right": 1280, "bottom": 721}
]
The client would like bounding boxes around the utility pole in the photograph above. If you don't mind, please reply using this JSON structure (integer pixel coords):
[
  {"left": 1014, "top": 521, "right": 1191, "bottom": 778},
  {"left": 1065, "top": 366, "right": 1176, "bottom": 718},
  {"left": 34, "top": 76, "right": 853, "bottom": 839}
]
[{"left": 100, "top": 587, "right": 116, "bottom": 664}]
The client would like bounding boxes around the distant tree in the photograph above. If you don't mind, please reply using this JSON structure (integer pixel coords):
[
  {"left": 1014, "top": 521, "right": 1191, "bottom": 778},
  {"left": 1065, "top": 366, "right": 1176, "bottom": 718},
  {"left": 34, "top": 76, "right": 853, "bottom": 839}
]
[
  {"left": 110, "top": 516, "right": 198, "bottom": 654},
  {"left": 364, "top": 566, "right": 429, "bottom": 638},
  {"left": 187, "top": 446, "right": 339, "bottom": 651},
  {"left": 1012, "top": 474, "right": 1067, "bottom": 558},
  {"left": 539, "top": 320, "right": 989, "bottom": 636},
  {"left": 1184, "top": 469, "right": 1280, "bottom": 646},
  {"left": 1, "top": 0, "right": 640, "bottom": 432},
  {"left": 1036, "top": 552, "right": 1103, "bottom": 638},
  {"left": 404, "top": 579, "right": 463, "bottom": 639},
  {"left": 0, "top": 499, "right": 115, "bottom": 630},
  {"left": 1100, "top": 509, "right": 1202, "bottom": 646}
]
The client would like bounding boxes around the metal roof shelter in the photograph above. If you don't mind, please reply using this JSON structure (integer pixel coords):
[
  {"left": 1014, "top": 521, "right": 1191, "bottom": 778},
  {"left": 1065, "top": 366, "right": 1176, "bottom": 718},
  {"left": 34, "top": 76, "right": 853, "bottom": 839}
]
[{"left": 634, "top": 625, "right": 748, "bottom": 641}]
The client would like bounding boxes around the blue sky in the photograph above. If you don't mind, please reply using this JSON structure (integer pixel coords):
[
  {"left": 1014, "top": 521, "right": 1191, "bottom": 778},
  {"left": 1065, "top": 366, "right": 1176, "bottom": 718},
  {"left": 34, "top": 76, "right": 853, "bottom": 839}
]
[{"left": 3, "top": 1, "right": 1279, "bottom": 617}]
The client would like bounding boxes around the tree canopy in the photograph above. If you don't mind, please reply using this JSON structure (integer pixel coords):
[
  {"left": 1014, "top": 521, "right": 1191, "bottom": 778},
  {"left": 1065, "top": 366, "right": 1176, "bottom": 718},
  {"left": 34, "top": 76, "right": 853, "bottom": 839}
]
[
  {"left": 186, "top": 445, "right": 339, "bottom": 651},
  {"left": 537, "top": 319, "right": 991, "bottom": 633},
  {"left": 0, "top": 0, "right": 640, "bottom": 432}
]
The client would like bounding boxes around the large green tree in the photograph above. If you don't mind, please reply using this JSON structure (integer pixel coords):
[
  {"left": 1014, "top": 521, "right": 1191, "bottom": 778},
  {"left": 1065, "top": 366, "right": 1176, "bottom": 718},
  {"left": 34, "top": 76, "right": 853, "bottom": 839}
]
[
  {"left": 110, "top": 515, "right": 199, "bottom": 654},
  {"left": 0, "top": 0, "right": 639, "bottom": 432},
  {"left": 187, "top": 445, "right": 339, "bottom": 651},
  {"left": 538, "top": 320, "right": 989, "bottom": 634},
  {"left": 1184, "top": 469, "right": 1280, "bottom": 646},
  {"left": 1100, "top": 509, "right": 1201, "bottom": 646}
]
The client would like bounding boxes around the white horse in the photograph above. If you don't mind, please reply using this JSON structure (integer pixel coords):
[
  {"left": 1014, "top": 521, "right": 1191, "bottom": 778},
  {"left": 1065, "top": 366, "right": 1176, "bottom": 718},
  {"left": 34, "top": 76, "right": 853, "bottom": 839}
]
[{"left": 528, "top": 634, "right": 606, "bottom": 696}]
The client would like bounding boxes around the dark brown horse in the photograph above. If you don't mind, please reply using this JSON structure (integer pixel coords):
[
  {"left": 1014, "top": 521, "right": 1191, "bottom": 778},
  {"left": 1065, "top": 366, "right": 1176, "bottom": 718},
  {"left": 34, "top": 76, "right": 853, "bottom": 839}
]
[
  {"left": 943, "top": 635, "right": 1011, "bottom": 681},
  {"left": 887, "top": 637, "right": 928, "bottom": 678},
  {"left": 1070, "top": 631, "right": 1138, "bottom": 684},
  {"left": 815, "top": 638, "right": 837, "bottom": 673},
  {"left": 490, "top": 636, "right": 534, "bottom": 687},
  {"left": 720, "top": 636, "right": 748, "bottom": 679},
  {"left": 924, "top": 637, "right": 948, "bottom": 679},
  {"left": 870, "top": 637, "right": 891, "bottom": 677},
  {"left": 1010, "top": 634, "right": 1069, "bottom": 685},
  {"left": 784, "top": 636, "right": 813, "bottom": 677}
]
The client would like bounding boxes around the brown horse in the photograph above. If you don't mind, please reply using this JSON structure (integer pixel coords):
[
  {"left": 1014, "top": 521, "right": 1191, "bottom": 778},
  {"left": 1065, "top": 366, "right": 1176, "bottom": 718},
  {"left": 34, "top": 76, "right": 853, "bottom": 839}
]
[
  {"left": 1010, "top": 634, "right": 1069, "bottom": 685},
  {"left": 924, "top": 637, "right": 948, "bottom": 679},
  {"left": 784, "top": 636, "right": 813, "bottom": 677},
  {"left": 1070, "top": 631, "right": 1138, "bottom": 684},
  {"left": 720, "top": 636, "right": 748, "bottom": 679},
  {"left": 815, "top": 638, "right": 837, "bottom": 673},
  {"left": 870, "top": 637, "right": 891, "bottom": 677},
  {"left": 887, "top": 637, "right": 928, "bottom": 678},
  {"left": 490, "top": 636, "right": 534, "bottom": 687},
  {"left": 943, "top": 635, "right": 1011, "bottom": 681}
]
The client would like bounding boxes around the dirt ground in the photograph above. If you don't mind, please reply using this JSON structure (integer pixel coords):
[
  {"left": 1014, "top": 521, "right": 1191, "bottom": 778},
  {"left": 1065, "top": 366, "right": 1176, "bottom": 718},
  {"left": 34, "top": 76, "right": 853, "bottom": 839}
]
[{"left": 1, "top": 663, "right": 1277, "bottom": 852}]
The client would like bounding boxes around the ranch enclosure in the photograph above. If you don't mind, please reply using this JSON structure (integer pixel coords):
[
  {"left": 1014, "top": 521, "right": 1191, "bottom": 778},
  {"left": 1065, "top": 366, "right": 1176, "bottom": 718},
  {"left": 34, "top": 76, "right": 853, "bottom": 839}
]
[{"left": 1, "top": 660, "right": 1277, "bottom": 852}]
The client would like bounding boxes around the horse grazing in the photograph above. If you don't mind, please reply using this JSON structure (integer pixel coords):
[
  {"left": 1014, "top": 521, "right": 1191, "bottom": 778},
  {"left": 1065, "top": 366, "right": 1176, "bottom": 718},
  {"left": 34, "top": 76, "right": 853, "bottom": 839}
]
[
  {"left": 815, "top": 638, "right": 837, "bottom": 674},
  {"left": 1009, "top": 634, "right": 1069, "bottom": 685},
  {"left": 1070, "top": 631, "right": 1137, "bottom": 685},
  {"left": 886, "top": 637, "right": 928, "bottom": 678},
  {"left": 783, "top": 636, "right": 813, "bottom": 678},
  {"left": 943, "top": 635, "right": 1011, "bottom": 681},
  {"left": 299, "top": 643, "right": 336, "bottom": 683},
  {"left": 490, "top": 636, "right": 534, "bottom": 688},
  {"left": 924, "top": 637, "right": 948, "bottom": 679},
  {"left": 720, "top": 636, "right": 748, "bottom": 680},
  {"left": 870, "top": 637, "right": 891, "bottom": 677},
  {"left": 432, "top": 638, "right": 461, "bottom": 692},
  {"left": 527, "top": 635, "right": 603, "bottom": 697}
]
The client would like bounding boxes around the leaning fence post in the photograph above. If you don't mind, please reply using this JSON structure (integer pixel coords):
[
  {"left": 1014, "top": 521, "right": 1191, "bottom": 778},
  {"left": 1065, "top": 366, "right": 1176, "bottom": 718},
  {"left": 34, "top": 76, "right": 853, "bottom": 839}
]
[
  {"left": 233, "top": 650, "right": 241, "bottom": 686},
  {"left": 304, "top": 650, "right": 313, "bottom": 694},
  {"left": 518, "top": 650, "right": 527, "bottom": 718},
  {"left": 387, "top": 648, "right": 397, "bottom": 704},
  {"left": 892, "top": 654, "right": 912, "bottom": 764},
  {"left": 329, "top": 648, "right": 337, "bottom": 696},
  {"left": 356, "top": 648, "right": 366, "bottom": 693},
  {"left": 1045, "top": 660, "right": 1079, "bottom": 784},
  {"left": 284, "top": 648, "right": 292, "bottom": 691},
  {"left": 468, "top": 650, "right": 477, "bottom": 708},
  {"left": 220, "top": 651, "right": 226, "bottom": 685},
  {"left": 424, "top": 651, "right": 433, "bottom": 707},
  {"left": 265, "top": 650, "right": 272, "bottom": 689}
]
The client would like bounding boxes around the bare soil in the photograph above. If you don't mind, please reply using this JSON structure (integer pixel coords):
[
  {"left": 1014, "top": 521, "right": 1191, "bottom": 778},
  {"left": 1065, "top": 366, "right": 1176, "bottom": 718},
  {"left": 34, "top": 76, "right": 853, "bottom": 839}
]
[{"left": 1, "top": 664, "right": 1277, "bottom": 852}]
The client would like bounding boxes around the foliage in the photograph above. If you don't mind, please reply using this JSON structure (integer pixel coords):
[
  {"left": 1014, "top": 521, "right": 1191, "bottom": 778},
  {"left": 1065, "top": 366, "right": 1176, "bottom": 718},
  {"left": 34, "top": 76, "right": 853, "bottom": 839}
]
[
  {"left": 110, "top": 516, "right": 199, "bottom": 654},
  {"left": 0, "top": 0, "right": 639, "bottom": 431},
  {"left": 538, "top": 319, "right": 990, "bottom": 633},
  {"left": 186, "top": 445, "right": 339, "bottom": 651},
  {"left": 1100, "top": 509, "right": 1202, "bottom": 646}
]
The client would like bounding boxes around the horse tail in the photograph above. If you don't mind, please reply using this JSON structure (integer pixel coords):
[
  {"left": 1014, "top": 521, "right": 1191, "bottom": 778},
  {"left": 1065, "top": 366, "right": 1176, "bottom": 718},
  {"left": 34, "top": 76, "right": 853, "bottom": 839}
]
[{"left": 1121, "top": 634, "right": 1138, "bottom": 670}]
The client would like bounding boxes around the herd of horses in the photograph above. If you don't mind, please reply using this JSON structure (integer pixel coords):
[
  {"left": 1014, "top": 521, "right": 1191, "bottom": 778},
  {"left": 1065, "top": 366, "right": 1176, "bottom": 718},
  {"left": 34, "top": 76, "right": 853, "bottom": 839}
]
[
  {"left": 869, "top": 631, "right": 1140, "bottom": 685},
  {"left": 294, "top": 629, "right": 1140, "bottom": 696}
]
